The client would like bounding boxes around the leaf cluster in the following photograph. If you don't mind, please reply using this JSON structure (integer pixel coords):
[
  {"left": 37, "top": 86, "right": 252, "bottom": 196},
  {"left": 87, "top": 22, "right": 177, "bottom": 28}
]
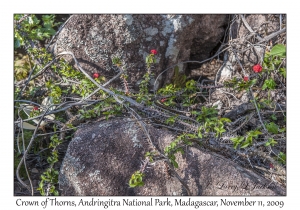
[
  {"left": 230, "top": 130, "right": 262, "bottom": 149},
  {"left": 14, "top": 14, "right": 61, "bottom": 48},
  {"left": 128, "top": 171, "right": 144, "bottom": 188}
]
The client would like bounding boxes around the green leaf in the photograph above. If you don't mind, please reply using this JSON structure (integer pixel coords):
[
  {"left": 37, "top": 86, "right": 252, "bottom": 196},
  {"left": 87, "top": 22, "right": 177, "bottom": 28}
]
[
  {"left": 248, "top": 79, "right": 257, "bottom": 86},
  {"left": 246, "top": 135, "right": 252, "bottom": 144},
  {"left": 42, "top": 27, "right": 56, "bottom": 36},
  {"left": 40, "top": 174, "right": 46, "bottom": 181},
  {"left": 266, "top": 122, "right": 279, "bottom": 134},
  {"left": 277, "top": 152, "right": 286, "bottom": 165},
  {"left": 269, "top": 44, "right": 286, "bottom": 57},
  {"left": 129, "top": 181, "right": 136, "bottom": 188},
  {"left": 279, "top": 127, "right": 286, "bottom": 133},
  {"left": 14, "top": 38, "right": 21, "bottom": 48},
  {"left": 187, "top": 133, "right": 196, "bottom": 138},
  {"left": 170, "top": 142, "right": 177, "bottom": 149},
  {"left": 279, "top": 68, "right": 286, "bottom": 78},
  {"left": 220, "top": 118, "right": 231, "bottom": 123},
  {"left": 220, "top": 128, "right": 226, "bottom": 133},
  {"left": 253, "top": 130, "right": 262, "bottom": 136},
  {"left": 137, "top": 176, "right": 143, "bottom": 183},
  {"left": 197, "top": 131, "right": 202, "bottom": 138},
  {"left": 262, "top": 79, "right": 276, "bottom": 90},
  {"left": 230, "top": 136, "right": 244, "bottom": 149},
  {"left": 171, "top": 159, "right": 179, "bottom": 168},
  {"left": 265, "top": 138, "right": 277, "bottom": 147},
  {"left": 240, "top": 142, "right": 250, "bottom": 148},
  {"left": 270, "top": 114, "right": 277, "bottom": 121},
  {"left": 214, "top": 127, "right": 220, "bottom": 132}
]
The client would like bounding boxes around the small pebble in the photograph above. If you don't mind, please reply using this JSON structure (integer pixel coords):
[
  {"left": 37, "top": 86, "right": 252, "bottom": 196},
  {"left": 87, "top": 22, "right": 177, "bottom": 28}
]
[{"left": 31, "top": 168, "right": 39, "bottom": 173}]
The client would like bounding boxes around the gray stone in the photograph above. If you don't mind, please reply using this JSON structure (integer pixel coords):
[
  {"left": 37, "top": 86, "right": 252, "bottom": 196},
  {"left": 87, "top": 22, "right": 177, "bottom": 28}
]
[{"left": 59, "top": 118, "right": 286, "bottom": 196}]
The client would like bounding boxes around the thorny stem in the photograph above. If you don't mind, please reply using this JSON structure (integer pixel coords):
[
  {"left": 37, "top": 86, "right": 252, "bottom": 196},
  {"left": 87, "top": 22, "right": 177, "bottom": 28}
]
[{"left": 80, "top": 67, "right": 124, "bottom": 102}]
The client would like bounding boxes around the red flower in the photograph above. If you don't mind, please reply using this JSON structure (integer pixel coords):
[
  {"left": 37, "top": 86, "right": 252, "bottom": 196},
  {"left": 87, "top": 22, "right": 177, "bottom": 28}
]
[
  {"left": 93, "top": 73, "right": 100, "bottom": 79},
  {"left": 270, "top": 163, "right": 274, "bottom": 169},
  {"left": 150, "top": 49, "right": 157, "bottom": 55},
  {"left": 252, "top": 64, "right": 263, "bottom": 73},
  {"left": 243, "top": 76, "right": 249, "bottom": 82},
  {"left": 160, "top": 98, "right": 167, "bottom": 103},
  {"left": 33, "top": 106, "right": 39, "bottom": 111}
]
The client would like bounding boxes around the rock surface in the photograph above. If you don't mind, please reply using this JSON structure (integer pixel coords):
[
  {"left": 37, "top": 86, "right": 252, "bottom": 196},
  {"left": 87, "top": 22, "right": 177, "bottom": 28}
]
[
  {"left": 59, "top": 118, "right": 286, "bottom": 196},
  {"left": 51, "top": 14, "right": 228, "bottom": 90}
]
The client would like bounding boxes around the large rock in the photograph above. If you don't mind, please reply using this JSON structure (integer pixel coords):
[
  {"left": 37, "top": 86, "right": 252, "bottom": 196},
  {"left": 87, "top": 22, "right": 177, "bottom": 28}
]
[
  {"left": 51, "top": 14, "right": 228, "bottom": 90},
  {"left": 59, "top": 118, "right": 285, "bottom": 196}
]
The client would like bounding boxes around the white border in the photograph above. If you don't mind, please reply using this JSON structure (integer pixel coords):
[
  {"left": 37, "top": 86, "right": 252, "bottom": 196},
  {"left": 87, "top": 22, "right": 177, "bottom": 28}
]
[{"left": 2, "top": 0, "right": 298, "bottom": 209}]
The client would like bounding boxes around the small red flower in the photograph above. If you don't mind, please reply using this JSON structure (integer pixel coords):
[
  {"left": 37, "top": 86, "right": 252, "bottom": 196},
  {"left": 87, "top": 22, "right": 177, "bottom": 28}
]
[
  {"left": 150, "top": 49, "right": 157, "bottom": 55},
  {"left": 252, "top": 64, "right": 263, "bottom": 73},
  {"left": 160, "top": 98, "right": 167, "bottom": 103},
  {"left": 93, "top": 73, "right": 100, "bottom": 79},
  {"left": 243, "top": 76, "right": 249, "bottom": 82},
  {"left": 33, "top": 106, "right": 39, "bottom": 111},
  {"left": 270, "top": 163, "right": 274, "bottom": 169}
]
